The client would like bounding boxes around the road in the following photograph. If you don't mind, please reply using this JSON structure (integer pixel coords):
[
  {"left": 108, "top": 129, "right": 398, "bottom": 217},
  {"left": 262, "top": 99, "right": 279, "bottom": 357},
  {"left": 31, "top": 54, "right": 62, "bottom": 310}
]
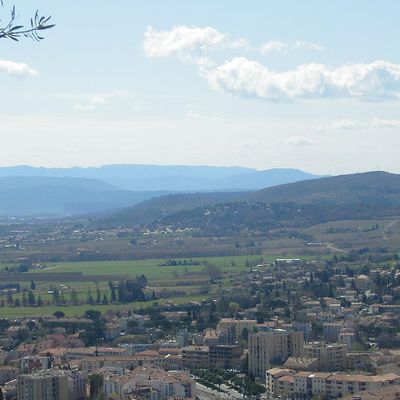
[{"left": 196, "top": 382, "right": 244, "bottom": 400}]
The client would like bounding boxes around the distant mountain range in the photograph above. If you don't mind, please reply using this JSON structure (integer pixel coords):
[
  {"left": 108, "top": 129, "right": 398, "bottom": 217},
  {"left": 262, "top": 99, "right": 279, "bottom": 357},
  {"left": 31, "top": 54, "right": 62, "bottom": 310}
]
[
  {"left": 0, "top": 177, "right": 166, "bottom": 217},
  {"left": 0, "top": 165, "right": 324, "bottom": 217},
  {"left": 0, "top": 169, "right": 398, "bottom": 223},
  {"left": 0, "top": 165, "right": 323, "bottom": 192}
]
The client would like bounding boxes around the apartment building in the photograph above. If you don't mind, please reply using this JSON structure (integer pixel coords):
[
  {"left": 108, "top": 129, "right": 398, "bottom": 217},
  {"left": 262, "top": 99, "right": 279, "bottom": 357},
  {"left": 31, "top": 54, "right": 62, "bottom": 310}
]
[
  {"left": 182, "top": 345, "right": 210, "bottom": 369},
  {"left": 103, "top": 366, "right": 195, "bottom": 400},
  {"left": 216, "top": 318, "right": 257, "bottom": 344},
  {"left": 248, "top": 329, "right": 304, "bottom": 378},
  {"left": 266, "top": 368, "right": 400, "bottom": 399},
  {"left": 303, "top": 341, "right": 347, "bottom": 371},
  {"left": 323, "top": 322, "right": 345, "bottom": 343},
  {"left": 209, "top": 344, "right": 243, "bottom": 370},
  {"left": 17, "top": 370, "right": 69, "bottom": 400},
  {"left": 181, "top": 344, "right": 242, "bottom": 370}
]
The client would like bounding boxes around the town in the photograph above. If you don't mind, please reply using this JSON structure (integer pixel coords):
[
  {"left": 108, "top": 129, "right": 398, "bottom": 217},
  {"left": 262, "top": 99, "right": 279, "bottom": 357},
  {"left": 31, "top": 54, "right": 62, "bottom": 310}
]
[
  {"left": 1, "top": 253, "right": 400, "bottom": 400},
  {"left": 2, "top": 0, "right": 400, "bottom": 399}
]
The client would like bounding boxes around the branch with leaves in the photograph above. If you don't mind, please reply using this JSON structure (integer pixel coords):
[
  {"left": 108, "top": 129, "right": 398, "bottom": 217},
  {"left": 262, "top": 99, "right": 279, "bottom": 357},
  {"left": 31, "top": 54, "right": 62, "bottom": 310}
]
[{"left": 0, "top": 1, "right": 55, "bottom": 41}]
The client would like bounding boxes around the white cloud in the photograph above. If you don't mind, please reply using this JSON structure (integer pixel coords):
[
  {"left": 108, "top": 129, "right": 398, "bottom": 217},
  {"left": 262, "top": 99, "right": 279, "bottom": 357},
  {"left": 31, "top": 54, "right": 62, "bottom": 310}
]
[
  {"left": 260, "top": 41, "right": 289, "bottom": 54},
  {"left": 330, "top": 118, "right": 400, "bottom": 131},
  {"left": 143, "top": 25, "right": 247, "bottom": 65},
  {"left": 75, "top": 90, "right": 126, "bottom": 111},
  {"left": 260, "top": 40, "right": 323, "bottom": 54},
  {"left": 371, "top": 118, "right": 400, "bottom": 128},
  {"left": 90, "top": 95, "right": 106, "bottom": 105},
  {"left": 332, "top": 119, "right": 368, "bottom": 131},
  {"left": 202, "top": 58, "right": 400, "bottom": 101},
  {"left": 0, "top": 60, "right": 38, "bottom": 76},
  {"left": 285, "top": 136, "right": 312, "bottom": 147},
  {"left": 293, "top": 40, "right": 324, "bottom": 51}
]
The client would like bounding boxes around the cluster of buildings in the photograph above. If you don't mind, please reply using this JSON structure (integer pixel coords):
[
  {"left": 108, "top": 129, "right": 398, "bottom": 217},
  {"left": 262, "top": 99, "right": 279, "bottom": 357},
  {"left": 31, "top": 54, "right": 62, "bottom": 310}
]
[
  {"left": 266, "top": 368, "right": 400, "bottom": 399},
  {"left": 0, "top": 256, "right": 400, "bottom": 399}
]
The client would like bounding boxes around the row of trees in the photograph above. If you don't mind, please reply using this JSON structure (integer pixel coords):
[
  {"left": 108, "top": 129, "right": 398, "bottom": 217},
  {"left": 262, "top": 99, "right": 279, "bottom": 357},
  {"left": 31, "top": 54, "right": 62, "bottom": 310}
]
[
  {"left": 0, "top": 276, "right": 149, "bottom": 307},
  {"left": 0, "top": 290, "right": 43, "bottom": 307}
]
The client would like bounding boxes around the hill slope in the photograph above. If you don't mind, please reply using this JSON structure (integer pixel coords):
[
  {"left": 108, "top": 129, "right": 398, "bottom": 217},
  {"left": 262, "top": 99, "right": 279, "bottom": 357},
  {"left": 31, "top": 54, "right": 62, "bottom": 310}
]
[
  {"left": 244, "top": 171, "right": 400, "bottom": 205},
  {"left": 94, "top": 191, "right": 248, "bottom": 227},
  {"left": 105, "top": 171, "right": 400, "bottom": 233}
]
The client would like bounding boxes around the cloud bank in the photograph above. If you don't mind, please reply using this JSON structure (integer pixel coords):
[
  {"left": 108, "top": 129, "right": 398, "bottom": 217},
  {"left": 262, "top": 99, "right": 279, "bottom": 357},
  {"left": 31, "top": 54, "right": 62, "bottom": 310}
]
[
  {"left": 203, "top": 58, "right": 400, "bottom": 101},
  {"left": 143, "top": 26, "right": 400, "bottom": 103}
]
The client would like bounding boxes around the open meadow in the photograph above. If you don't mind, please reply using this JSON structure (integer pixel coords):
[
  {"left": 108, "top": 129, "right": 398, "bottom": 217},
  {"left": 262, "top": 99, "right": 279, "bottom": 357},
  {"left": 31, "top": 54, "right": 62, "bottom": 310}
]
[{"left": 0, "top": 254, "right": 271, "bottom": 318}]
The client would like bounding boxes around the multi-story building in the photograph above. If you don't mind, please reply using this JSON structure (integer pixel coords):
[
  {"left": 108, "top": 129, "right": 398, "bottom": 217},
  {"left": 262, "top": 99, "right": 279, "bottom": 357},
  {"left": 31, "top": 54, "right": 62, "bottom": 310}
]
[
  {"left": 182, "top": 346, "right": 209, "bottom": 369},
  {"left": 209, "top": 345, "right": 243, "bottom": 370},
  {"left": 20, "top": 356, "right": 50, "bottom": 373},
  {"left": 216, "top": 319, "right": 257, "bottom": 344},
  {"left": 103, "top": 366, "right": 195, "bottom": 400},
  {"left": 303, "top": 342, "right": 347, "bottom": 371},
  {"left": 323, "top": 322, "right": 344, "bottom": 343},
  {"left": 266, "top": 368, "right": 400, "bottom": 399},
  {"left": 248, "top": 329, "right": 304, "bottom": 378},
  {"left": 17, "top": 370, "right": 69, "bottom": 400}
]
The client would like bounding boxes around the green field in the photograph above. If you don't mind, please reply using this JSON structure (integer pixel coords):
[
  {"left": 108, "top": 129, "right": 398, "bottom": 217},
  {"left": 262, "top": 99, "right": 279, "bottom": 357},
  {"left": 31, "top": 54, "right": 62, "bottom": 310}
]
[
  {"left": 0, "top": 294, "right": 210, "bottom": 318},
  {"left": 0, "top": 254, "right": 269, "bottom": 318},
  {"left": 29, "top": 255, "right": 264, "bottom": 279}
]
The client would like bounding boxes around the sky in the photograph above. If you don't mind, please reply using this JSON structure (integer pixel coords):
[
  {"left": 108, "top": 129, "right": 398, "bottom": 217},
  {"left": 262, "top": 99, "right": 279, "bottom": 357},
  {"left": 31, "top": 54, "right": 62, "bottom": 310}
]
[{"left": 1, "top": 1, "right": 400, "bottom": 175}]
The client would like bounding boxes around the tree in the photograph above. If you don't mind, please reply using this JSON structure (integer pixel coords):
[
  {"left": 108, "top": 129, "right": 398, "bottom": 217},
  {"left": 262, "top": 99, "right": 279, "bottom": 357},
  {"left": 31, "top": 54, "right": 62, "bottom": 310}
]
[
  {"left": 85, "top": 310, "right": 102, "bottom": 321},
  {"left": 52, "top": 288, "right": 60, "bottom": 305},
  {"left": 0, "top": 1, "right": 55, "bottom": 42},
  {"left": 110, "top": 285, "right": 117, "bottom": 303},
  {"left": 70, "top": 289, "right": 78, "bottom": 306},
  {"left": 126, "top": 319, "right": 138, "bottom": 334},
  {"left": 87, "top": 290, "right": 95, "bottom": 305},
  {"left": 203, "top": 263, "right": 222, "bottom": 283},
  {"left": 6, "top": 290, "right": 13, "bottom": 305},
  {"left": 96, "top": 286, "right": 101, "bottom": 304},
  {"left": 28, "top": 290, "right": 35, "bottom": 306},
  {"left": 83, "top": 310, "right": 105, "bottom": 346},
  {"left": 22, "top": 292, "right": 27, "bottom": 306},
  {"left": 88, "top": 373, "right": 104, "bottom": 399},
  {"left": 53, "top": 310, "right": 65, "bottom": 319}
]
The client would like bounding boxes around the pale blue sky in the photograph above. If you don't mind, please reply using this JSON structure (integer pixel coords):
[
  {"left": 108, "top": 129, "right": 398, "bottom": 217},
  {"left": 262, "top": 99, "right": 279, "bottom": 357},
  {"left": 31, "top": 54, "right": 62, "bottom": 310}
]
[{"left": 1, "top": 1, "right": 400, "bottom": 174}]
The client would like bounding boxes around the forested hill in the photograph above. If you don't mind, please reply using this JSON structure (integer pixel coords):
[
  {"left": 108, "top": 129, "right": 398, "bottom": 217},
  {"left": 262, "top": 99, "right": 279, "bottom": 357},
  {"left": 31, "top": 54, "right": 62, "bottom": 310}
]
[
  {"left": 93, "top": 191, "right": 248, "bottom": 227},
  {"left": 94, "top": 171, "right": 400, "bottom": 232},
  {"left": 244, "top": 171, "right": 400, "bottom": 205}
]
